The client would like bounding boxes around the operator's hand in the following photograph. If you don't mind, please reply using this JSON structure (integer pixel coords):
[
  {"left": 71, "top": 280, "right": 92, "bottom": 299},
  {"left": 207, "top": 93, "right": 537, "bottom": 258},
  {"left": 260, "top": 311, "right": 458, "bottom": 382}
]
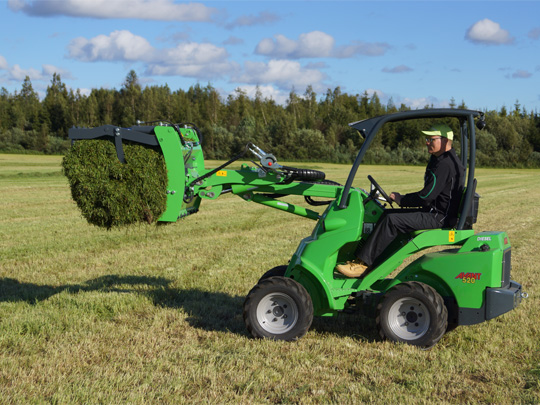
[{"left": 390, "top": 192, "right": 402, "bottom": 206}]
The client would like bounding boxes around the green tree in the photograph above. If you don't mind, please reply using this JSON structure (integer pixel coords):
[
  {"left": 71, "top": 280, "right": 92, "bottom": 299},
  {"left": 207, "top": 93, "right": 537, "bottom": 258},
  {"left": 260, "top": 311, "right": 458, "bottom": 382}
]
[
  {"left": 115, "top": 70, "right": 142, "bottom": 126},
  {"left": 0, "top": 87, "right": 11, "bottom": 131},
  {"left": 43, "top": 73, "right": 70, "bottom": 137},
  {"left": 17, "top": 76, "right": 41, "bottom": 130}
]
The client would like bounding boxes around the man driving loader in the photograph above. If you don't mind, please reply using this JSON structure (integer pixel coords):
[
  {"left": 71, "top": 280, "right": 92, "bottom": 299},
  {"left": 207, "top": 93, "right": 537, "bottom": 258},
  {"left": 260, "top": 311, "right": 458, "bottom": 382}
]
[{"left": 336, "top": 123, "right": 465, "bottom": 278}]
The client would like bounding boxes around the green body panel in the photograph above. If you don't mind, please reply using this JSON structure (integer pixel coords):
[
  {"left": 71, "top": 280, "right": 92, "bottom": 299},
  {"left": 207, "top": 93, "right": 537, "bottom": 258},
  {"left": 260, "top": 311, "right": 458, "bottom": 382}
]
[
  {"left": 388, "top": 232, "right": 510, "bottom": 308},
  {"left": 287, "top": 189, "right": 367, "bottom": 316},
  {"left": 155, "top": 126, "right": 204, "bottom": 221},
  {"left": 155, "top": 126, "right": 186, "bottom": 222},
  {"left": 381, "top": 231, "right": 510, "bottom": 308}
]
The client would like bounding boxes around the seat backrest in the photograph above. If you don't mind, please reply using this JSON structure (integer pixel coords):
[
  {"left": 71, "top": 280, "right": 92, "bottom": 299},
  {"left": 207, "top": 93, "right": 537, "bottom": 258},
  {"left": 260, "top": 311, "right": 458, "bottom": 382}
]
[{"left": 460, "top": 178, "right": 480, "bottom": 230}]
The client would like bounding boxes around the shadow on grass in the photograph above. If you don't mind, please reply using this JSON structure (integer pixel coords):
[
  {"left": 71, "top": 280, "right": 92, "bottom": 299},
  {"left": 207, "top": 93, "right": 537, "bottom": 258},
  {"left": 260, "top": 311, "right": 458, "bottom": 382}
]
[
  {"left": 146, "top": 284, "right": 246, "bottom": 334},
  {"left": 310, "top": 313, "right": 380, "bottom": 343},
  {"left": 0, "top": 275, "right": 246, "bottom": 334},
  {"left": 0, "top": 276, "right": 375, "bottom": 340},
  {"left": 0, "top": 275, "right": 172, "bottom": 303}
]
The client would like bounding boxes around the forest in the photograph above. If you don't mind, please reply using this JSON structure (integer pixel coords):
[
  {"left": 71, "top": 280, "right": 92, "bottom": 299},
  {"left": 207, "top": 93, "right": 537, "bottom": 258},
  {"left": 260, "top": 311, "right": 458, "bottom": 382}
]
[{"left": 1, "top": 70, "right": 540, "bottom": 168}]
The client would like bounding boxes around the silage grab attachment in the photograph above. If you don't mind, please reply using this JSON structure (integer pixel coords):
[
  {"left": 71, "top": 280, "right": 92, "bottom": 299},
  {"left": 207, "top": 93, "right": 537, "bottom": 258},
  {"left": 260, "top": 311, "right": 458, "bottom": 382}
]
[{"left": 68, "top": 122, "right": 341, "bottom": 224}]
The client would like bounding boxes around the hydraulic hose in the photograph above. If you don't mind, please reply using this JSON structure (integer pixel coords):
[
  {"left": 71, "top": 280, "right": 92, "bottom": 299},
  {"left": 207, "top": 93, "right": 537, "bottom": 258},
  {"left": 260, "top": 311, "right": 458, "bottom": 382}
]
[{"left": 280, "top": 166, "right": 326, "bottom": 181}]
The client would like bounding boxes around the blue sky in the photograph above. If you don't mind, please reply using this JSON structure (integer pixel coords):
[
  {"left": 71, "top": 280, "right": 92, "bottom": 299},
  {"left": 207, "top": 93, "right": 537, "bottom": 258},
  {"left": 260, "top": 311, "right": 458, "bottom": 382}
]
[{"left": 1, "top": 0, "right": 539, "bottom": 112}]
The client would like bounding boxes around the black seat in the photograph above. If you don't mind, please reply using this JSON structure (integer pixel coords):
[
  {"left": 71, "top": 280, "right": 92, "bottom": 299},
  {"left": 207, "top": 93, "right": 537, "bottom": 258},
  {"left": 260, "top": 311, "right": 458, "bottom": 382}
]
[{"left": 460, "top": 179, "right": 479, "bottom": 230}]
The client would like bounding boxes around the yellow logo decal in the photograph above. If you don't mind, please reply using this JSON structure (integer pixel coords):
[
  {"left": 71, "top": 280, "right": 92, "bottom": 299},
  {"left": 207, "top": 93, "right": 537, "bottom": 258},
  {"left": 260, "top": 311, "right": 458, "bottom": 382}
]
[
  {"left": 449, "top": 230, "right": 455, "bottom": 242},
  {"left": 216, "top": 170, "right": 227, "bottom": 177}
]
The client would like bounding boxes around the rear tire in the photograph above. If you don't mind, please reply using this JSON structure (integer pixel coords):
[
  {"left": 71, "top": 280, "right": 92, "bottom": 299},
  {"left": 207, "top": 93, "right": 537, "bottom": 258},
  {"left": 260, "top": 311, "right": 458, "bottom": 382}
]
[
  {"left": 243, "top": 277, "right": 313, "bottom": 341},
  {"left": 376, "top": 281, "right": 447, "bottom": 348}
]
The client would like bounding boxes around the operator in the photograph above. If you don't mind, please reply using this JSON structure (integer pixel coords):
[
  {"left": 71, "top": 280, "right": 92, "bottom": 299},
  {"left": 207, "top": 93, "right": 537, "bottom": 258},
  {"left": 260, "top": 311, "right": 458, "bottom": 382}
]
[{"left": 336, "top": 123, "right": 465, "bottom": 278}]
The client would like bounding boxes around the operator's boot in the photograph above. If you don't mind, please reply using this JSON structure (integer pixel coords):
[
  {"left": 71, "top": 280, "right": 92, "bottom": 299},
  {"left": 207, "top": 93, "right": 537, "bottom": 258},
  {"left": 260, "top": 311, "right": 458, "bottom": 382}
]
[{"left": 336, "top": 260, "right": 369, "bottom": 278}]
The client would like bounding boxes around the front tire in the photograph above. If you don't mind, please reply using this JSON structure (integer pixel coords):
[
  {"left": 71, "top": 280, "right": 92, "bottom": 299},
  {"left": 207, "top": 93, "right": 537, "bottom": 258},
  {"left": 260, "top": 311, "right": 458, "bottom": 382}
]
[
  {"left": 243, "top": 277, "right": 313, "bottom": 341},
  {"left": 376, "top": 281, "right": 448, "bottom": 348}
]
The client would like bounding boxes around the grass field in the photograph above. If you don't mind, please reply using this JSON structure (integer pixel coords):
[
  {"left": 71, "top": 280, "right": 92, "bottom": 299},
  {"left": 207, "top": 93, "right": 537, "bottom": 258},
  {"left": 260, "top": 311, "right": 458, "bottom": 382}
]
[{"left": 1, "top": 153, "right": 539, "bottom": 403}]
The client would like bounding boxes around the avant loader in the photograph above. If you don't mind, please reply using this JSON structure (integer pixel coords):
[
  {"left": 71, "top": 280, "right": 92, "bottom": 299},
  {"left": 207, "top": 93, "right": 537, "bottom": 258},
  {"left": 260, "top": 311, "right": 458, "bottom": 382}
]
[{"left": 68, "top": 108, "right": 526, "bottom": 348}]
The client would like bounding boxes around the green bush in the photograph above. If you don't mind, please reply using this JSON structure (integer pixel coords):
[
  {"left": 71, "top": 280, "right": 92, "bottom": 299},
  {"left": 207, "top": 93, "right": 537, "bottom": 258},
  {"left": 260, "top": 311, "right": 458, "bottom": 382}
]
[
  {"left": 62, "top": 139, "right": 168, "bottom": 229},
  {"left": 44, "top": 136, "right": 71, "bottom": 154}
]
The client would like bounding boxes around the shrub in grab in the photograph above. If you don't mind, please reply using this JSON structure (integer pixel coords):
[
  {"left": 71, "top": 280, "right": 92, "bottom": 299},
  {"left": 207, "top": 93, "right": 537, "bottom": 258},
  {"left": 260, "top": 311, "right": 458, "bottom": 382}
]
[{"left": 62, "top": 140, "right": 168, "bottom": 228}]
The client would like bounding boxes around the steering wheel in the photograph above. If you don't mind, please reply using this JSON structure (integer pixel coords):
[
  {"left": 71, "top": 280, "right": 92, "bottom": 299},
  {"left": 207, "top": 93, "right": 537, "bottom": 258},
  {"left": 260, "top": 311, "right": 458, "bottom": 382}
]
[{"left": 367, "top": 175, "right": 394, "bottom": 207}]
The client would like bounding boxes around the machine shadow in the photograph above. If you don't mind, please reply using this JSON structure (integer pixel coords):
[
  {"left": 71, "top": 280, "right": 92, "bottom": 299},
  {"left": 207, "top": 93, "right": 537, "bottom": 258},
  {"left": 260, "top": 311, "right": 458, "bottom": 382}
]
[
  {"left": 310, "top": 313, "right": 380, "bottom": 343},
  {"left": 0, "top": 275, "right": 171, "bottom": 304},
  {"left": 0, "top": 276, "right": 376, "bottom": 340},
  {"left": 0, "top": 275, "right": 245, "bottom": 334},
  {"left": 146, "top": 286, "right": 247, "bottom": 334}
]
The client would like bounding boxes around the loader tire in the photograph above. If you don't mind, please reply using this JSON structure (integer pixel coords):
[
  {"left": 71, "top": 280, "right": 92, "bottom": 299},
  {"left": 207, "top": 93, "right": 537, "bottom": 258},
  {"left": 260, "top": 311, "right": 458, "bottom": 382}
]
[
  {"left": 243, "top": 277, "right": 313, "bottom": 341},
  {"left": 376, "top": 281, "right": 447, "bottom": 349}
]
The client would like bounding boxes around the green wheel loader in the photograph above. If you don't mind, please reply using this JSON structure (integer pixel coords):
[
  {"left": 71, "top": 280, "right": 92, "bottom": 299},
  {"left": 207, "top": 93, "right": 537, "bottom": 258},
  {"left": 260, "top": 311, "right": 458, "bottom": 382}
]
[{"left": 67, "top": 108, "right": 526, "bottom": 348}]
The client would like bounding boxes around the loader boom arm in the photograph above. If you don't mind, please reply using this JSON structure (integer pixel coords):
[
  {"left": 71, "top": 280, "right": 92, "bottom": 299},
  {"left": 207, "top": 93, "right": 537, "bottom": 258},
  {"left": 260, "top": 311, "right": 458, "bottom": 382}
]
[{"left": 68, "top": 123, "right": 343, "bottom": 223}]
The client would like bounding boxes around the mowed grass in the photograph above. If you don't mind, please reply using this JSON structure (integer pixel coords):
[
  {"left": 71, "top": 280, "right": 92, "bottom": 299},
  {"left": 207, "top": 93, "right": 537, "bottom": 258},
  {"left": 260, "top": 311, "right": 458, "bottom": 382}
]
[{"left": 0, "top": 153, "right": 539, "bottom": 403}]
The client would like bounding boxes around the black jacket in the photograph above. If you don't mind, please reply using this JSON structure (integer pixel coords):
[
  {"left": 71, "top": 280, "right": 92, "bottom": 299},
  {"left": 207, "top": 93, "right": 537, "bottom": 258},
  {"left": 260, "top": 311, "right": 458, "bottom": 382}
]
[{"left": 400, "top": 148, "right": 465, "bottom": 226}]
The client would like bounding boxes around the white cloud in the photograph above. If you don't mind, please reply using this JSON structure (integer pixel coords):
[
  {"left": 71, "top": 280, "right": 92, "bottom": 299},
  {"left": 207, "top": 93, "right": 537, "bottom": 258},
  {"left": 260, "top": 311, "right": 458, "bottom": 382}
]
[
  {"left": 65, "top": 31, "right": 329, "bottom": 86},
  {"left": 295, "top": 31, "right": 335, "bottom": 58},
  {"left": 0, "top": 55, "right": 8, "bottom": 70},
  {"left": 382, "top": 65, "right": 413, "bottom": 74},
  {"left": 67, "top": 30, "right": 236, "bottom": 79},
  {"left": 256, "top": 31, "right": 334, "bottom": 59},
  {"left": 465, "top": 18, "right": 514, "bottom": 45},
  {"left": 8, "top": 0, "right": 216, "bottom": 22},
  {"left": 68, "top": 30, "right": 155, "bottom": 62},
  {"left": 256, "top": 31, "right": 390, "bottom": 59},
  {"left": 163, "top": 42, "right": 228, "bottom": 65},
  {"left": 147, "top": 42, "right": 236, "bottom": 79},
  {"left": 0, "top": 53, "right": 72, "bottom": 84},
  {"left": 237, "top": 59, "right": 326, "bottom": 90},
  {"left": 146, "top": 61, "right": 237, "bottom": 79},
  {"left": 8, "top": 64, "right": 42, "bottom": 81},
  {"left": 6, "top": 63, "right": 71, "bottom": 82}
]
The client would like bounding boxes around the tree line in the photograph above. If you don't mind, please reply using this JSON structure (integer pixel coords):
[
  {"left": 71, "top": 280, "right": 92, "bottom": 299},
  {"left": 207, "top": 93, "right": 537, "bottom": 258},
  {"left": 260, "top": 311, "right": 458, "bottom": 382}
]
[{"left": 1, "top": 70, "right": 540, "bottom": 167}]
